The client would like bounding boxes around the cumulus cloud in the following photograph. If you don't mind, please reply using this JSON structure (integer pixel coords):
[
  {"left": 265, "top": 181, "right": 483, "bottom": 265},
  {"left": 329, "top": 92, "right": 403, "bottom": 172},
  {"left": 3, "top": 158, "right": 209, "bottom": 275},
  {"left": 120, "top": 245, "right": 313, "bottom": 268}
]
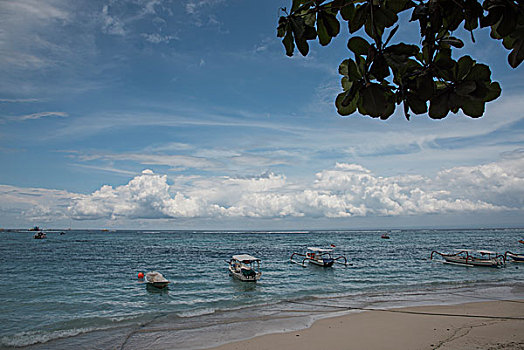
[
  {"left": 0, "top": 185, "right": 76, "bottom": 223},
  {"left": 68, "top": 158, "right": 524, "bottom": 221}
]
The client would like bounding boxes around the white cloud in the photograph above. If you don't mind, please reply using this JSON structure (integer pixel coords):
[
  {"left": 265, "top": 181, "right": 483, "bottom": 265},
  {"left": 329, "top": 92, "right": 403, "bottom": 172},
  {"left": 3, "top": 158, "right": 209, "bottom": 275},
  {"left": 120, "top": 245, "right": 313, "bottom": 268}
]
[
  {"left": 141, "top": 33, "right": 178, "bottom": 44},
  {"left": 101, "top": 5, "right": 126, "bottom": 36},
  {"left": 0, "top": 185, "right": 76, "bottom": 223},
  {"left": 0, "top": 98, "right": 41, "bottom": 103},
  {"left": 185, "top": 0, "right": 224, "bottom": 15},
  {"left": 67, "top": 157, "right": 524, "bottom": 221},
  {"left": 76, "top": 152, "right": 219, "bottom": 171},
  {"left": 15, "top": 111, "right": 69, "bottom": 121}
]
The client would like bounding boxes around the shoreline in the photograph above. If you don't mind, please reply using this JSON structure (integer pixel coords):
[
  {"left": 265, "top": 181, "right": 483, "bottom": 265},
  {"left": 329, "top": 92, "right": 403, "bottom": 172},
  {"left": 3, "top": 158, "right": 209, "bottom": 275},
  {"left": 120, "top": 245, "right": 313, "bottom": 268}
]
[{"left": 206, "top": 299, "right": 524, "bottom": 350}]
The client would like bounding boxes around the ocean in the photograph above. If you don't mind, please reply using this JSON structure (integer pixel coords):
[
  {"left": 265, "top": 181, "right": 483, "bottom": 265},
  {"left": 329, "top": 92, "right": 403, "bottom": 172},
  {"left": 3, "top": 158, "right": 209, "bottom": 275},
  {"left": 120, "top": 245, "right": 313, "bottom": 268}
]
[{"left": 0, "top": 228, "right": 523, "bottom": 349}]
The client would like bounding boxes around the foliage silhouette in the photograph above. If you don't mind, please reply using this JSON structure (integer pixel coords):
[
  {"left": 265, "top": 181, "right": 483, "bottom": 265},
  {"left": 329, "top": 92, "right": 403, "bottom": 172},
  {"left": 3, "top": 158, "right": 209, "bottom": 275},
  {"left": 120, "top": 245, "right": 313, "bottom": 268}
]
[{"left": 277, "top": 0, "right": 523, "bottom": 120}]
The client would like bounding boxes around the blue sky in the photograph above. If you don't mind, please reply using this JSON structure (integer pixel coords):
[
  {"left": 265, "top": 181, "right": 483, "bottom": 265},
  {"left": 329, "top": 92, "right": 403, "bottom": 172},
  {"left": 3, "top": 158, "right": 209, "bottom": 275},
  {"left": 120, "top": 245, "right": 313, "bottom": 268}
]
[{"left": 0, "top": 0, "right": 523, "bottom": 230}]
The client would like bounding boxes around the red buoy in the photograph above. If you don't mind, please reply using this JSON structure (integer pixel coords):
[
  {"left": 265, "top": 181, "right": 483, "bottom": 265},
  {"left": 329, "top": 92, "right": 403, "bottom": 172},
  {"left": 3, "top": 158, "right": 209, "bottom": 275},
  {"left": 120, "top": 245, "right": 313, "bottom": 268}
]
[{"left": 138, "top": 272, "right": 144, "bottom": 279}]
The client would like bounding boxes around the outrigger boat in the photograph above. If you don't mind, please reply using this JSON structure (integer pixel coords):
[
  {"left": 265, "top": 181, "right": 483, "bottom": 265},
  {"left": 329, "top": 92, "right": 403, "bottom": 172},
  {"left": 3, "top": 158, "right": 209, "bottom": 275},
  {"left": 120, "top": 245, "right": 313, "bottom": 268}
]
[
  {"left": 290, "top": 247, "right": 349, "bottom": 267},
  {"left": 430, "top": 249, "right": 505, "bottom": 268},
  {"left": 505, "top": 251, "right": 524, "bottom": 262},
  {"left": 144, "top": 271, "right": 170, "bottom": 289},
  {"left": 227, "top": 254, "right": 261, "bottom": 282}
]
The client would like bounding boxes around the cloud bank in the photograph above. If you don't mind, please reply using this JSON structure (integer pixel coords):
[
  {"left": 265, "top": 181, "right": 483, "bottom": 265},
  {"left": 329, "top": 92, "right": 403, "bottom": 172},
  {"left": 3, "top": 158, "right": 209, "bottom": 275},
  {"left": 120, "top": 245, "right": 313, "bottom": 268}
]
[{"left": 67, "top": 158, "right": 524, "bottom": 221}]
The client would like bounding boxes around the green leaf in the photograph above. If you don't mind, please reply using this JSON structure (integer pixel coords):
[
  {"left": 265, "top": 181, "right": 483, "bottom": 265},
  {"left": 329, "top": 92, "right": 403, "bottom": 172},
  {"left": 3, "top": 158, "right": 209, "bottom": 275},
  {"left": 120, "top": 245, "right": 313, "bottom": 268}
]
[
  {"left": 382, "top": 94, "right": 396, "bottom": 120},
  {"left": 461, "top": 99, "right": 485, "bottom": 118},
  {"left": 385, "top": 0, "right": 415, "bottom": 14},
  {"left": 336, "top": 91, "right": 359, "bottom": 116},
  {"left": 448, "top": 92, "right": 461, "bottom": 110},
  {"left": 355, "top": 55, "right": 366, "bottom": 76},
  {"left": 465, "top": 64, "right": 491, "bottom": 82},
  {"left": 348, "top": 59, "right": 361, "bottom": 80},
  {"left": 456, "top": 56, "right": 474, "bottom": 80},
  {"left": 508, "top": 39, "right": 524, "bottom": 68},
  {"left": 406, "top": 92, "right": 427, "bottom": 114},
  {"left": 291, "top": 0, "right": 308, "bottom": 13},
  {"left": 370, "top": 53, "right": 390, "bottom": 80},
  {"left": 386, "top": 43, "right": 419, "bottom": 56},
  {"left": 277, "top": 17, "right": 287, "bottom": 37},
  {"left": 495, "top": 9, "right": 517, "bottom": 37},
  {"left": 361, "top": 84, "right": 388, "bottom": 118},
  {"left": 455, "top": 81, "right": 477, "bottom": 96},
  {"left": 317, "top": 14, "right": 331, "bottom": 46},
  {"left": 429, "top": 92, "right": 450, "bottom": 119},
  {"left": 470, "top": 82, "right": 489, "bottom": 100},
  {"left": 340, "top": 3, "right": 355, "bottom": 21},
  {"left": 349, "top": 4, "right": 368, "bottom": 34},
  {"left": 434, "top": 48, "right": 455, "bottom": 70},
  {"left": 282, "top": 29, "right": 295, "bottom": 56},
  {"left": 341, "top": 77, "right": 352, "bottom": 90},
  {"left": 441, "top": 37, "right": 464, "bottom": 48},
  {"left": 290, "top": 16, "right": 305, "bottom": 40},
  {"left": 415, "top": 73, "right": 434, "bottom": 101},
  {"left": 339, "top": 59, "right": 349, "bottom": 76},
  {"left": 375, "top": 7, "right": 398, "bottom": 29},
  {"left": 484, "top": 82, "right": 501, "bottom": 102},
  {"left": 347, "top": 36, "right": 370, "bottom": 56},
  {"left": 295, "top": 36, "right": 309, "bottom": 56},
  {"left": 480, "top": 6, "right": 503, "bottom": 27},
  {"left": 323, "top": 12, "right": 340, "bottom": 38}
]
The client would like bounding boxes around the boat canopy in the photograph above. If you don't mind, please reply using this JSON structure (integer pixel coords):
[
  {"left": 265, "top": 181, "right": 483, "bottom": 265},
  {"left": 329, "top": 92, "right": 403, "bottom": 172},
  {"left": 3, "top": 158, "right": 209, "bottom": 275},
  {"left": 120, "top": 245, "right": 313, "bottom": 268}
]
[
  {"left": 232, "top": 254, "right": 260, "bottom": 262},
  {"left": 477, "top": 250, "right": 498, "bottom": 255},
  {"left": 307, "top": 247, "right": 333, "bottom": 253},
  {"left": 452, "top": 249, "right": 499, "bottom": 254}
]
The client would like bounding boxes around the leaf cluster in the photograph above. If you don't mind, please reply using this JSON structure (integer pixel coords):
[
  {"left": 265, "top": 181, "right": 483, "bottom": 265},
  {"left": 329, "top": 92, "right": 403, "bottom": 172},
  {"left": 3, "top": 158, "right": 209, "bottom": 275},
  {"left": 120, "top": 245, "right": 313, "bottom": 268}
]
[{"left": 277, "top": 0, "right": 522, "bottom": 120}]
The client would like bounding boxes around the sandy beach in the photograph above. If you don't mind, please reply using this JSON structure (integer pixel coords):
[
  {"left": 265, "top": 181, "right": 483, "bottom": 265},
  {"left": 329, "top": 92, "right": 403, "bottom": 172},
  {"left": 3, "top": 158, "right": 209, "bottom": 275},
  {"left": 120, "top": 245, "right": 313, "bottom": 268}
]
[{"left": 208, "top": 300, "right": 524, "bottom": 350}]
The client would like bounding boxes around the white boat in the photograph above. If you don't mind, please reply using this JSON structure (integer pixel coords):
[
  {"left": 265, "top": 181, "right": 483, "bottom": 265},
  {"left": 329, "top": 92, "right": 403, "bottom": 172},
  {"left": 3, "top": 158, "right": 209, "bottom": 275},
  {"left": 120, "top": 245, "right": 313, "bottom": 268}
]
[
  {"left": 227, "top": 254, "right": 261, "bottom": 282},
  {"left": 145, "top": 271, "right": 170, "bottom": 288},
  {"left": 505, "top": 251, "right": 524, "bottom": 262},
  {"left": 290, "top": 247, "right": 349, "bottom": 267},
  {"left": 430, "top": 249, "right": 505, "bottom": 268}
]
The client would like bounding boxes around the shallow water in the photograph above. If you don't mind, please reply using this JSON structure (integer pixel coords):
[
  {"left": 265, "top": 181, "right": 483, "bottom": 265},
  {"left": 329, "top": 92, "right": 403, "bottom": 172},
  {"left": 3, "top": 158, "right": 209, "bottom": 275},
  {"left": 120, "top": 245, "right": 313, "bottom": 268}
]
[{"left": 0, "top": 229, "right": 523, "bottom": 349}]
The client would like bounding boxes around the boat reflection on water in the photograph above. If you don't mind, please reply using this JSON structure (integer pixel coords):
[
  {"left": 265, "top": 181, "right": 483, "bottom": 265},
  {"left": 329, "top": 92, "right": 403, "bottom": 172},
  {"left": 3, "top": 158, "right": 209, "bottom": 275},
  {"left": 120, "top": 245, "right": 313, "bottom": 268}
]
[
  {"left": 230, "top": 278, "right": 258, "bottom": 293},
  {"left": 146, "top": 283, "right": 170, "bottom": 294}
]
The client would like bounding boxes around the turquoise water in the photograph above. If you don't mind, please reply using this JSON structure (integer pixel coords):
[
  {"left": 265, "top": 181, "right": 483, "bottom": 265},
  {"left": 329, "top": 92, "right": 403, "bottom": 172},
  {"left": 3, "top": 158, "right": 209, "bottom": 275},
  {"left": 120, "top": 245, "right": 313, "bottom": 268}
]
[{"left": 0, "top": 229, "right": 523, "bottom": 349}]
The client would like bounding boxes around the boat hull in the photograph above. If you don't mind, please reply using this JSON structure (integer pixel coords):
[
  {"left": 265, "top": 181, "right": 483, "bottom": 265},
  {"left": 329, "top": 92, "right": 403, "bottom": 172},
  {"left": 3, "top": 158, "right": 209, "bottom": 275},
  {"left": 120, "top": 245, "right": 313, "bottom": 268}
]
[
  {"left": 507, "top": 253, "right": 524, "bottom": 262},
  {"left": 443, "top": 255, "right": 502, "bottom": 267},
  {"left": 309, "top": 258, "right": 334, "bottom": 267},
  {"left": 146, "top": 281, "right": 169, "bottom": 289},
  {"left": 228, "top": 267, "right": 260, "bottom": 282}
]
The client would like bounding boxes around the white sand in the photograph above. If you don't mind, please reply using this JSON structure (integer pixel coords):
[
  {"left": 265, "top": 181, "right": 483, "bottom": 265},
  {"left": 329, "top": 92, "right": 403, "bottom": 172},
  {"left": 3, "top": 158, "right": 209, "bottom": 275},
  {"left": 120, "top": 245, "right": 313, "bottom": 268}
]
[{"left": 208, "top": 300, "right": 524, "bottom": 350}]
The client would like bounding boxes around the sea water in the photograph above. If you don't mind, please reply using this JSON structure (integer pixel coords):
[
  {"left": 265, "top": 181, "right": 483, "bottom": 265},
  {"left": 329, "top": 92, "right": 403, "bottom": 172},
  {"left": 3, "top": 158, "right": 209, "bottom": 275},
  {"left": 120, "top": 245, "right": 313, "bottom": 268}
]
[{"left": 0, "top": 229, "right": 523, "bottom": 349}]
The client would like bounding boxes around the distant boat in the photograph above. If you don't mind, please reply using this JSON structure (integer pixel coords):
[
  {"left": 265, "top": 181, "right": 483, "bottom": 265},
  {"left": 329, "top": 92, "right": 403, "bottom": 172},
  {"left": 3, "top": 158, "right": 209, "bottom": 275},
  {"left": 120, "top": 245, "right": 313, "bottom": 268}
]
[
  {"left": 431, "top": 249, "right": 505, "bottom": 268},
  {"left": 227, "top": 254, "right": 262, "bottom": 282},
  {"left": 381, "top": 233, "right": 390, "bottom": 239},
  {"left": 519, "top": 240, "right": 524, "bottom": 244},
  {"left": 33, "top": 231, "right": 46, "bottom": 239},
  {"left": 290, "top": 247, "right": 349, "bottom": 267},
  {"left": 145, "top": 271, "right": 170, "bottom": 289},
  {"left": 29, "top": 226, "right": 40, "bottom": 232}
]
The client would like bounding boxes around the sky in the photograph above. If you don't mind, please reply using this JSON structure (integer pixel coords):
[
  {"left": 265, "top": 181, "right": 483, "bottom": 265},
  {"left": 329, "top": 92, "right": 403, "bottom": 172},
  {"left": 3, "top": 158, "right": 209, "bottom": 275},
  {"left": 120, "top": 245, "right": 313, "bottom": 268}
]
[{"left": 0, "top": 0, "right": 523, "bottom": 230}]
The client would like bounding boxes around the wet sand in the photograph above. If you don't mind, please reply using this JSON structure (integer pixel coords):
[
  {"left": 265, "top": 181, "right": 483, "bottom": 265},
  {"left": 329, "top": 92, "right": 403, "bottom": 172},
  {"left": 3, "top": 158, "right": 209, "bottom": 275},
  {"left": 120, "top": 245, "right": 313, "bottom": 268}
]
[{"left": 208, "top": 300, "right": 524, "bottom": 350}]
